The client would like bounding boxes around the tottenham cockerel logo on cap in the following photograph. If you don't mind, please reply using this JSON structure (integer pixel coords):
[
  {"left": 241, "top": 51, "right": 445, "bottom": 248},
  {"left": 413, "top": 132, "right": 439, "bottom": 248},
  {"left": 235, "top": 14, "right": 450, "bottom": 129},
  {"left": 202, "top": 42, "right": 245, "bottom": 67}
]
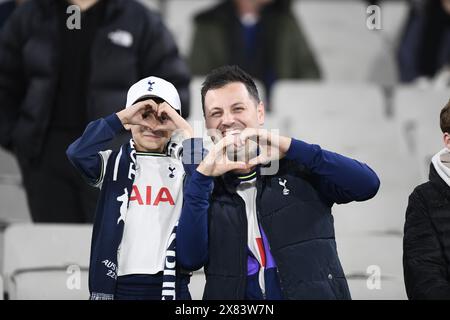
[{"left": 148, "top": 80, "right": 155, "bottom": 91}]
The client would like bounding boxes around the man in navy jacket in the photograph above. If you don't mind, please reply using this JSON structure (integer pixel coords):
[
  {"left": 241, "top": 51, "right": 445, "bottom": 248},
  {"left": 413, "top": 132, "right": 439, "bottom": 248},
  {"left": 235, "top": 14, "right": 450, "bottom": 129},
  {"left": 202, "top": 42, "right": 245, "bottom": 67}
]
[{"left": 177, "top": 65, "right": 380, "bottom": 300}]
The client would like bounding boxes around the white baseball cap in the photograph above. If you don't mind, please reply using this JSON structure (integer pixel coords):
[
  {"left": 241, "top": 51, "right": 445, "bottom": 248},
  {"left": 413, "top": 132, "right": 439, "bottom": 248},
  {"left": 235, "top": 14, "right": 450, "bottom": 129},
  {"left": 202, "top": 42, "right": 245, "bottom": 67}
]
[{"left": 125, "top": 76, "right": 182, "bottom": 115}]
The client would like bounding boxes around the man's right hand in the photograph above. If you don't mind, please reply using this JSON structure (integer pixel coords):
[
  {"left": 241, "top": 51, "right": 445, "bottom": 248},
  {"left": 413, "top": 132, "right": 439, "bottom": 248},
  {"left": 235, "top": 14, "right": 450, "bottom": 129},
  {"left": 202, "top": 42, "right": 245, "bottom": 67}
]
[
  {"left": 197, "top": 135, "right": 249, "bottom": 177},
  {"left": 116, "top": 100, "right": 159, "bottom": 130}
]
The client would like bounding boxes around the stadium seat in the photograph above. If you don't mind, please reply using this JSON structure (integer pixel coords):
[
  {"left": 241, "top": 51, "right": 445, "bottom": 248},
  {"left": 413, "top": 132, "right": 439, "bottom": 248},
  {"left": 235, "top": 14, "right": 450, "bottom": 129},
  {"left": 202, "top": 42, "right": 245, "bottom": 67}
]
[
  {"left": 393, "top": 86, "right": 450, "bottom": 181},
  {"left": 3, "top": 223, "right": 92, "bottom": 299},
  {"left": 0, "top": 183, "right": 30, "bottom": 225},
  {"left": 379, "top": 0, "right": 409, "bottom": 45},
  {"left": 346, "top": 278, "right": 407, "bottom": 300},
  {"left": 188, "top": 268, "right": 205, "bottom": 300},
  {"left": 0, "top": 148, "right": 20, "bottom": 177},
  {"left": 369, "top": 0, "right": 409, "bottom": 86},
  {"left": 0, "top": 149, "right": 31, "bottom": 224},
  {"left": 165, "top": 0, "right": 220, "bottom": 57},
  {"left": 271, "top": 81, "right": 387, "bottom": 151},
  {"left": 188, "top": 76, "right": 206, "bottom": 124},
  {"left": 293, "top": 0, "right": 396, "bottom": 85},
  {"left": 271, "top": 81, "right": 421, "bottom": 233},
  {"left": 187, "top": 77, "right": 213, "bottom": 152},
  {"left": 336, "top": 234, "right": 407, "bottom": 299}
]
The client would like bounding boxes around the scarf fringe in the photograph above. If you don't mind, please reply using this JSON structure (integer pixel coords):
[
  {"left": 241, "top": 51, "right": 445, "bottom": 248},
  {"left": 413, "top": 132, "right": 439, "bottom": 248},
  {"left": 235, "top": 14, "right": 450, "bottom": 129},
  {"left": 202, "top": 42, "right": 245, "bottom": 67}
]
[{"left": 90, "top": 292, "right": 114, "bottom": 300}]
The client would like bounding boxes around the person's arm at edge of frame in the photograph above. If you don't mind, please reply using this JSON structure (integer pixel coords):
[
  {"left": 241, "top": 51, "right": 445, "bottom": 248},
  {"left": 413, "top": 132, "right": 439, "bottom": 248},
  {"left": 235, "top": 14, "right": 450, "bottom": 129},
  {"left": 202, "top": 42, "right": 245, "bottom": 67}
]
[
  {"left": 403, "top": 189, "right": 450, "bottom": 300},
  {"left": 285, "top": 138, "right": 380, "bottom": 205}
]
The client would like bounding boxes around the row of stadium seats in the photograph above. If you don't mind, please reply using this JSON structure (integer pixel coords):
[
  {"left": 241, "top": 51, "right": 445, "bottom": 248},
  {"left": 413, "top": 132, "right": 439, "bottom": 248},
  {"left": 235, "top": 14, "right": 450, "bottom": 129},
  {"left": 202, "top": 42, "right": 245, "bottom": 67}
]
[
  {"left": 0, "top": 223, "right": 205, "bottom": 300},
  {"left": 138, "top": 0, "right": 409, "bottom": 85},
  {"left": 267, "top": 82, "right": 449, "bottom": 235},
  {"left": 0, "top": 224, "right": 406, "bottom": 299}
]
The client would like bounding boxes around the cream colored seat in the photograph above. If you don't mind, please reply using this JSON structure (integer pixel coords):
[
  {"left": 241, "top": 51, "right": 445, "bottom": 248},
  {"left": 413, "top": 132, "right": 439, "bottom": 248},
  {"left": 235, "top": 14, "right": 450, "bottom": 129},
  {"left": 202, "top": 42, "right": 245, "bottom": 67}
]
[{"left": 3, "top": 223, "right": 92, "bottom": 300}]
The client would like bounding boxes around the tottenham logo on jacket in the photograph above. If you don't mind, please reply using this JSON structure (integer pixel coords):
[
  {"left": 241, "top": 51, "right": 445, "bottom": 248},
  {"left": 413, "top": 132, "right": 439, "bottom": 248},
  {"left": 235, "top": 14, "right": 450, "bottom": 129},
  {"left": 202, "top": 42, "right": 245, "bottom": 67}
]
[{"left": 169, "top": 165, "right": 176, "bottom": 178}]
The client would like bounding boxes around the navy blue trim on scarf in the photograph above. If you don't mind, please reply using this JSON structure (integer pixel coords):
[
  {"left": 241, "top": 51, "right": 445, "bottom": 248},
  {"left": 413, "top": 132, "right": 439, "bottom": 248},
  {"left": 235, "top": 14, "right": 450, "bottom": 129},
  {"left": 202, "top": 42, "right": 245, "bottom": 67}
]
[
  {"left": 89, "top": 139, "right": 136, "bottom": 300},
  {"left": 162, "top": 223, "right": 177, "bottom": 300}
]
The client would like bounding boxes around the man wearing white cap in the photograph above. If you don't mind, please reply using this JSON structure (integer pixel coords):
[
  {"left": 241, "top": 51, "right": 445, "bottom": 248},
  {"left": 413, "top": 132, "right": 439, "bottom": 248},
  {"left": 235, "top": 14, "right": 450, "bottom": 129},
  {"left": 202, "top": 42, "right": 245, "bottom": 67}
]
[{"left": 67, "top": 76, "right": 195, "bottom": 300}]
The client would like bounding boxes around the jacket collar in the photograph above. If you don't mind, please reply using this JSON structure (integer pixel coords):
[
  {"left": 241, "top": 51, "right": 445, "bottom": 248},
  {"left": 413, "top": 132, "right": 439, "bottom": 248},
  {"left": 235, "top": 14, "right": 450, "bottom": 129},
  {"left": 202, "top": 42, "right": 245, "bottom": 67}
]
[
  {"left": 429, "top": 163, "right": 450, "bottom": 201},
  {"left": 222, "top": 167, "right": 259, "bottom": 190}
]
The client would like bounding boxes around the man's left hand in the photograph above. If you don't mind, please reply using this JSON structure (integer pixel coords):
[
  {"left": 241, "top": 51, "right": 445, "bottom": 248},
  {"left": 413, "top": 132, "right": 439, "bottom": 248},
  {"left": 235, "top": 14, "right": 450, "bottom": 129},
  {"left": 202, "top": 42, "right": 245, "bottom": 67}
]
[{"left": 239, "top": 128, "right": 292, "bottom": 166}]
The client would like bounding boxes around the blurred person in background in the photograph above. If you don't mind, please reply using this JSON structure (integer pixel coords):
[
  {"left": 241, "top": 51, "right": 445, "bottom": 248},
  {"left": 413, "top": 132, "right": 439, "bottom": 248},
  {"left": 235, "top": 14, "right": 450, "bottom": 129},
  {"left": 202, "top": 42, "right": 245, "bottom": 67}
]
[
  {"left": 0, "top": 0, "right": 190, "bottom": 223},
  {"left": 188, "top": 0, "right": 321, "bottom": 108},
  {"left": 0, "top": 0, "right": 23, "bottom": 29},
  {"left": 403, "top": 99, "right": 450, "bottom": 300},
  {"left": 398, "top": 0, "right": 450, "bottom": 85}
]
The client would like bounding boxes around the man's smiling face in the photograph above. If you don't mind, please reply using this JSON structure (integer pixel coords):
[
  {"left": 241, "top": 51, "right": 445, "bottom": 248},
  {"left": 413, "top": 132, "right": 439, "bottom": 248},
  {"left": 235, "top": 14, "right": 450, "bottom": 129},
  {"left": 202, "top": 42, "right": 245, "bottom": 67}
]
[
  {"left": 203, "top": 82, "right": 265, "bottom": 160},
  {"left": 204, "top": 82, "right": 265, "bottom": 135}
]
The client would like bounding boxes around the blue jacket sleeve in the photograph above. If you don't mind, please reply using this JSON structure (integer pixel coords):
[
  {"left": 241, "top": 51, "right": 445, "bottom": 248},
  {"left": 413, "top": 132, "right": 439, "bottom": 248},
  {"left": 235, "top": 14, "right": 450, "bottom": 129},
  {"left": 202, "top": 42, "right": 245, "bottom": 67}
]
[
  {"left": 66, "top": 113, "right": 125, "bottom": 185},
  {"left": 285, "top": 139, "right": 380, "bottom": 205},
  {"left": 177, "top": 138, "right": 211, "bottom": 271}
]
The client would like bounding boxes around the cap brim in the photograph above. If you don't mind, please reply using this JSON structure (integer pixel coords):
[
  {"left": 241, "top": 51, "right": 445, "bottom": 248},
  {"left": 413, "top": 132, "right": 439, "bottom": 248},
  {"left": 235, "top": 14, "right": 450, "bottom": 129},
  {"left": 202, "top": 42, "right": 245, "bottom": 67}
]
[
  {"left": 131, "top": 94, "right": 160, "bottom": 105},
  {"left": 131, "top": 95, "right": 181, "bottom": 115}
]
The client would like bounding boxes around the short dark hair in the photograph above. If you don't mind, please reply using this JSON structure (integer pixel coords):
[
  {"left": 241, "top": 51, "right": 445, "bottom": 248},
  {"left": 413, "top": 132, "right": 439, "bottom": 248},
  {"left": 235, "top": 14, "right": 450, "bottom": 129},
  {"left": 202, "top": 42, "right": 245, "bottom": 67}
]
[
  {"left": 440, "top": 99, "right": 450, "bottom": 134},
  {"left": 201, "top": 65, "right": 260, "bottom": 114}
]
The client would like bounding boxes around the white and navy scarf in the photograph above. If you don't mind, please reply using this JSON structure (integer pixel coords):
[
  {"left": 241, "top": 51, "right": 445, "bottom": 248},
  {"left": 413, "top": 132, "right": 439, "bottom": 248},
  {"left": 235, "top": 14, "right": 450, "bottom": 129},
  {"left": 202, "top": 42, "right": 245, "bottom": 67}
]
[{"left": 89, "top": 139, "right": 178, "bottom": 300}]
